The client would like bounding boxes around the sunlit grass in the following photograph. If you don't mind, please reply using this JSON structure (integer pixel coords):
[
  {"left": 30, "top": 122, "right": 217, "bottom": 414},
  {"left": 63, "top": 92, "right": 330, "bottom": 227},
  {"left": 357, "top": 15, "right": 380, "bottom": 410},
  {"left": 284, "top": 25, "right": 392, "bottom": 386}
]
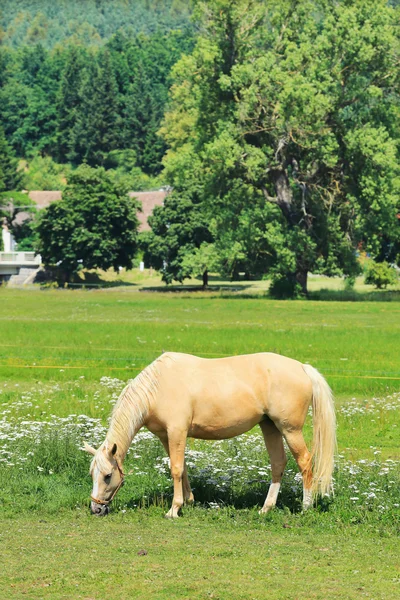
[{"left": 1, "top": 287, "right": 399, "bottom": 399}]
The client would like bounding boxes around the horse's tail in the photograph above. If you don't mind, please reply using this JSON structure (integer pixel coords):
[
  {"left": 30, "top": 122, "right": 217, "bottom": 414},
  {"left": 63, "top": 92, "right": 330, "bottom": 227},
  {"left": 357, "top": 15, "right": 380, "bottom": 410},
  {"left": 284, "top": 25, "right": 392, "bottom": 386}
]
[{"left": 302, "top": 364, "right": 336, "bottom": 497}]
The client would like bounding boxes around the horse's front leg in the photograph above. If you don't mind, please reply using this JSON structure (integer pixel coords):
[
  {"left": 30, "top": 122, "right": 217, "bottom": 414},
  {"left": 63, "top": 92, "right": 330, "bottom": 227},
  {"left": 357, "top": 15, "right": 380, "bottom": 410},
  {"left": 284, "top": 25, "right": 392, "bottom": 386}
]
[
  {"left": 182, "top": 460, "right": 194, "bottom": 504},
  {"left": 157, "top": 433, "right": 194, "bottom": 506},
  {"left": 165, "top": 429, "right": 187, "bottom": 518}
]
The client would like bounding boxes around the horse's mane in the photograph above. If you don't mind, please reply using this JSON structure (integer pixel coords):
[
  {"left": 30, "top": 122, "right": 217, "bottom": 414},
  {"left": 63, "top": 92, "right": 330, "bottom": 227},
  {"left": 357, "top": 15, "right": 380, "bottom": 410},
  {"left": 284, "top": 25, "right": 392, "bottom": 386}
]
[{"left": 101, "top": 353, "right": 174, "bottom": 459}]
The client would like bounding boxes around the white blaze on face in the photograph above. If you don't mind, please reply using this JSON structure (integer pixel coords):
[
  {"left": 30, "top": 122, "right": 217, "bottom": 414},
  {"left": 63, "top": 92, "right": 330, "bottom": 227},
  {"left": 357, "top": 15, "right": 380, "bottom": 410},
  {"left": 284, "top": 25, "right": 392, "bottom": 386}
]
[{"left": 91, "top": 463, "right": 101, "bottom": 500}]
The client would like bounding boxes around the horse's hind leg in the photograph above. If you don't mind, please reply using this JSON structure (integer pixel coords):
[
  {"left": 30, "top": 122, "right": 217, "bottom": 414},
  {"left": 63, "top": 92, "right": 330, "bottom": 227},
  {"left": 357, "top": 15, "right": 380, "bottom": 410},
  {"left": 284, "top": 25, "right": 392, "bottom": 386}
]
[
  {"left": 283, "top": 429, "right": 313, "bottom": 510},
  {"left": 259, "top": 418, "right": 287, "bottom": 514},
  {"left": 158, "top": 433, "right": 194, "bottom": 505}
]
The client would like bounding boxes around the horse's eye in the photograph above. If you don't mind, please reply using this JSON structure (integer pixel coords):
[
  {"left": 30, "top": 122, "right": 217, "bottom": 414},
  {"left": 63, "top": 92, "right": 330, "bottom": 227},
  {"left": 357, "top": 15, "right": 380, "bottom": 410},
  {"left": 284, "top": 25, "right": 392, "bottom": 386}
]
[{"left": 104, "top": 473, "right": 112, "bottom": 484}]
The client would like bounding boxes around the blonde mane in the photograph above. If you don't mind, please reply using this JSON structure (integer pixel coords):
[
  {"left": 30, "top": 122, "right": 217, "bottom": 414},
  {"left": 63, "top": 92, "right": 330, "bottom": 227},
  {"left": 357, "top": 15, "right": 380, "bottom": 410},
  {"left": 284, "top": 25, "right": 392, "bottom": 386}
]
[{"left": 103, "top": 354, "right": 171, "bottom": 459}]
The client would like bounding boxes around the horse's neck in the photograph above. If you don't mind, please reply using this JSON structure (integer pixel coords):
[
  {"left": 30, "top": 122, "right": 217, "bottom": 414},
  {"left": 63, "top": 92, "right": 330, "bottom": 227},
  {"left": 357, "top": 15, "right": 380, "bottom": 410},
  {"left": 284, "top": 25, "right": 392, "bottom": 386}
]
[{"left": 105, "top": 420, "right": 143, "bottom": 463}]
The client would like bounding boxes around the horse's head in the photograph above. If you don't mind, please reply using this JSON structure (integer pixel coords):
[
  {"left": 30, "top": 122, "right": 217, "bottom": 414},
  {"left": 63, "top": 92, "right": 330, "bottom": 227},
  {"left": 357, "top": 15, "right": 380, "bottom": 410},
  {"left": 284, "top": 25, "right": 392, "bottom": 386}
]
[{"left": 82, "top": 441, "right": 124, "bottom": 516}]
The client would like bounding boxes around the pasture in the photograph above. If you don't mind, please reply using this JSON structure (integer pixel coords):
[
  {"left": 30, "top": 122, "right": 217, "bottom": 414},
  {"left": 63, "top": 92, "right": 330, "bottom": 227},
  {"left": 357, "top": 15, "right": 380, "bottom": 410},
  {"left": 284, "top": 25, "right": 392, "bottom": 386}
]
[{"left": 0, "top": 287, "right": 399, "bottom": 599}]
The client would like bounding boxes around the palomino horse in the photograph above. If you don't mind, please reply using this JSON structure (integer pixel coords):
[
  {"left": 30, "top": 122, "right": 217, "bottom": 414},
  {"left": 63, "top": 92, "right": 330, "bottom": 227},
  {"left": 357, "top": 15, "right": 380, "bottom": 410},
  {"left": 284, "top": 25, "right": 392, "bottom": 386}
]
[{"left": 83, "top": 352, "right": 336, "bottom": 517}]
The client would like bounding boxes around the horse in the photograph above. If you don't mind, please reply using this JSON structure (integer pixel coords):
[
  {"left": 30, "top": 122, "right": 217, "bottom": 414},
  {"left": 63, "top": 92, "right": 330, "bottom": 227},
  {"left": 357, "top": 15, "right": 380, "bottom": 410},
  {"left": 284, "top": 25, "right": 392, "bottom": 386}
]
[{"left": 83, "top": 351, "right": 336, "bottom": 517}]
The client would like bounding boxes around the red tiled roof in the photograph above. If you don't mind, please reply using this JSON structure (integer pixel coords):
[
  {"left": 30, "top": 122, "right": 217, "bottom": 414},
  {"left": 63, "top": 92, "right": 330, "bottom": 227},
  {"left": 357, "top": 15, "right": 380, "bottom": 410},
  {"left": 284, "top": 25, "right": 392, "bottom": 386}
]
[
  {"left": 129, "top": 190, "right": 167, "bottom": 231},
  {"left": 17, "top": 189, "right": 167, "bottom": 232},
  {"left": 28, "top": 190, "right": 62, "bottom": 209}
]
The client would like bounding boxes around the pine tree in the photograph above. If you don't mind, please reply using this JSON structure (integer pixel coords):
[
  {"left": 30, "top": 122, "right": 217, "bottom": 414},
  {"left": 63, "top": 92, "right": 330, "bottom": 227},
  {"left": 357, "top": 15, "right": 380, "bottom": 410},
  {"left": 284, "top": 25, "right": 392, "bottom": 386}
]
[
  {"left": 123, "top": 64, "right": 166, "bottom": 175},
  {"left": 71, "top": 50, "right": 121, "bottom": 166},
  {"left": 0, "top": 126, "right": 24, "bottom": 192},
  {"left": 56, "top": 46, "right": 85, "bottom": 163}
]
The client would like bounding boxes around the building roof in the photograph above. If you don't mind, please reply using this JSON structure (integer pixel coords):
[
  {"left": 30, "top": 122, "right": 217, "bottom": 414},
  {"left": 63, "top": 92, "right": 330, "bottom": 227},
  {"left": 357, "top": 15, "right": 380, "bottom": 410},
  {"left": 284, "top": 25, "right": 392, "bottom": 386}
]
[
  {"left": 129, "top": 190, "right": 168, "bottom": 231},
  {"left": 28, "top": 190, "right": 62, "bottom": 209},
  {"left": 14, "top": 189, "right": 168, "bottom": 232}
]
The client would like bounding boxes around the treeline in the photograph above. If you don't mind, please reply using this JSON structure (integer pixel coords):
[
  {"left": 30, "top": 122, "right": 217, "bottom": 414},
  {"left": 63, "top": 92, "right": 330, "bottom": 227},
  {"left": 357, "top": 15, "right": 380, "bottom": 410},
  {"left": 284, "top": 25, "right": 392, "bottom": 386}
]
[
  {"left": 0, "top": 0, "right": 192, "bottom": 48},
  {"left": 0, "top": 30, "right": 194, "bottom": 175}
]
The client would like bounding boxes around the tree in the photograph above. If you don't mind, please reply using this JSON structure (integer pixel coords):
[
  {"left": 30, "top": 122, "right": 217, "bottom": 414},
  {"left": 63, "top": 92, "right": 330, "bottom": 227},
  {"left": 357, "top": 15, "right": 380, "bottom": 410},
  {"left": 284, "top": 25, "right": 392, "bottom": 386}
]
[
  {"left": 142, "top": 190, "right": 214, "bottom": 286},
  {"left": 0, "top": 126, "right": 24, "bottom": 192},
  {"left": 365, "top": 260, "right": 399, "bottom": 288},
  {"left": 141, "top": 134, "right": 216, "bottom": 285},
  {"left": 121, "top": 31, "right": 195, "bottom": 175},
  {"left": 35, "top": 165, "right": 141, "bottom": 281},
  {"left": 0, "top": 191, "right": 38, "bottom": 250},
  {"left": 70, "top": 50, "right": 121, "bottom": 166},
  {"left": 180, "top": 242, "right": 219, "bottom": 288},
  {"left": 160, "top": 0, "right": 400, "bottom": 295},
  {"left": 55, "top": 46, "right": 85, "bottom": 163}
]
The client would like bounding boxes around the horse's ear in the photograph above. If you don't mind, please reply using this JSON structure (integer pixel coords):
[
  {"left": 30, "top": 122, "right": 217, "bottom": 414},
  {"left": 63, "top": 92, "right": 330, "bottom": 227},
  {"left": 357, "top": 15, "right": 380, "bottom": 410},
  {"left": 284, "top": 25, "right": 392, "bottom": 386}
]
[{"left": 81, "top": 441, "right": 96, "bottom": 456}]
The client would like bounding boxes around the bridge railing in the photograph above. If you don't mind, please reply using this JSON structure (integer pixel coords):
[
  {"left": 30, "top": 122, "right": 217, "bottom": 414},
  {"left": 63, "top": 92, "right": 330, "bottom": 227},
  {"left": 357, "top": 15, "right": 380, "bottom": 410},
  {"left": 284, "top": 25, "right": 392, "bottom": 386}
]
[{"left": 0, "top": 252, "right": 41, "bottom": 265}]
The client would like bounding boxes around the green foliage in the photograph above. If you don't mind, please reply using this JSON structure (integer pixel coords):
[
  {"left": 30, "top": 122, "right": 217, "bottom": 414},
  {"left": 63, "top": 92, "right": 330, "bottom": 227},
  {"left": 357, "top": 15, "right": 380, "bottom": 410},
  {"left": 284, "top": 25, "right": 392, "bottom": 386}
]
[
  {"left": 55, "top": 45, "right": 86, "bottom": 163},
  {"left": 0, "top": 190, "right": 38, "bottom": 250},
  {"left": 268, "top": 277, "right": 303, "bottom": 300},
  {"left": 23, "top": 154, "right": 71, "bottom": 190},
  {"left": 69, "top": 49, "right": 120, "bottom": 167},
  {"left": 0, "top": 126, "right": 24, "bottom": 192},
  {"left": 180, "top": 242, "right": 220, "bottom": 285},
  {"left": 0, "top": 45, "right": 61, "bottom": 157},
  {"left": 364, "top": 260, "right": 398, "bottom": 288},
  {"left": 0, "top": 1, "right": 193, "bottom": 48},
  {"left": 117, "top": 30, "right": 195, "bottom": 174},
  {"left": 142, "top": 189, "right": 214, "bottom": 284},
  {"left": 159, "top": 0, "right": 400, "bottom": 294},
  {"left": 104, "top": 150, "right": 161, "bottom": 191},
  {"left": 35, "top": 165, "right": 141, "bottom": 280},
  {"left": 0, "top": 30, "right": 194, "bottom": 176}
]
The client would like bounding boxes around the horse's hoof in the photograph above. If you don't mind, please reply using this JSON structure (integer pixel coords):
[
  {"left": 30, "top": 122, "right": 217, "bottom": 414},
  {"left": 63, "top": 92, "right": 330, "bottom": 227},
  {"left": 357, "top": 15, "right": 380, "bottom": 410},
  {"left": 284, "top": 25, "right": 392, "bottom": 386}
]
[{"left": 259, "top": 506, "right": 273, "bottom": 515}]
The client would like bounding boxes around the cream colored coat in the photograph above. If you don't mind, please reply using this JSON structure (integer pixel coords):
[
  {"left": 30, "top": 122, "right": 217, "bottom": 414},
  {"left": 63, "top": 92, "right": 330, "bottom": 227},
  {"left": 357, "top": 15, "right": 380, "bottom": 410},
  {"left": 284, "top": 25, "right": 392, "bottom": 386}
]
[{"left": 84, "top": 352, "right": 336, "bottom": 518}]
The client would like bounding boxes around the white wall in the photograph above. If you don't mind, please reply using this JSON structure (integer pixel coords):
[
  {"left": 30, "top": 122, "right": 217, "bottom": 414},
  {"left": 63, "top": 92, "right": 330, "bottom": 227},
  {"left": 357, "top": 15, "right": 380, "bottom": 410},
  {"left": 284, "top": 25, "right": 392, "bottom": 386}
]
[{"left": 1, "top": 226, "right": 16, "bottom": 252}]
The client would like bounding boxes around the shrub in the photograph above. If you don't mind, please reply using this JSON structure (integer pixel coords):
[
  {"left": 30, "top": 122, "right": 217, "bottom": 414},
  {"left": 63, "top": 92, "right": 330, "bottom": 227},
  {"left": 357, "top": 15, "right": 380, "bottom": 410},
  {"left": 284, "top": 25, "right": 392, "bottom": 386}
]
[
  {"left": 268, "top": 276, "right": 303, "bottom": 299},
  {"left": 364, "top": 261, "right": 398, "bottom": 289}
]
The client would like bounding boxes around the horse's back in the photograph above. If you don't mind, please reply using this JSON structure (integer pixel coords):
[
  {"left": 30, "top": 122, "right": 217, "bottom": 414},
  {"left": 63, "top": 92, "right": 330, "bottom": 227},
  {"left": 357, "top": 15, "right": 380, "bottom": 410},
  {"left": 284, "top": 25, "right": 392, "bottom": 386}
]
[{"left": 148, "top": 352, "right": 312, "bottom": 438}]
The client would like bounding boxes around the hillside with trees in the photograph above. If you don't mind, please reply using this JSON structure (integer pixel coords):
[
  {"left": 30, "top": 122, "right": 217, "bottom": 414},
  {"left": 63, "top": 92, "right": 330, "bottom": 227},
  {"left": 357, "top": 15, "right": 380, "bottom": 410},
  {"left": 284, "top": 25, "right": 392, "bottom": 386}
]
[
  {"left": 0, "top": 30, "right": 194, "bottom": 175},
  {"left": 0, "top": 0, "right": 192, "bottom": 48}
]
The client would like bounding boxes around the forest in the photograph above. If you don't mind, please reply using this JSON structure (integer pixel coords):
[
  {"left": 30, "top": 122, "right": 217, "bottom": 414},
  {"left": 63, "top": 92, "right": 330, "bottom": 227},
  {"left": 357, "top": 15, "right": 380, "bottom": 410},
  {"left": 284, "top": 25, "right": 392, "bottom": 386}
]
[
  {"left": 0, "top": 0, "right": 399, "bottom": 295},
  {"left": 0, "top": 0, "right": 192, "bottom": 47}
]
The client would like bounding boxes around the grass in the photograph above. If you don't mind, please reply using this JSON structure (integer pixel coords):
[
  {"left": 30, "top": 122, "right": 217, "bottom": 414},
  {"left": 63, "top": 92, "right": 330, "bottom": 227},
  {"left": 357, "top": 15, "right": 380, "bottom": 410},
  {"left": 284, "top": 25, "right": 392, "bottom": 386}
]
[
  {"left": 1, "top": 286, "right": 400, "bottom": 398},
  {"left": 0, "top": 287, "right": 399, "bottom": 599},
  {"left": 1, "top": 512, "right": 399, "bottom": 600}
]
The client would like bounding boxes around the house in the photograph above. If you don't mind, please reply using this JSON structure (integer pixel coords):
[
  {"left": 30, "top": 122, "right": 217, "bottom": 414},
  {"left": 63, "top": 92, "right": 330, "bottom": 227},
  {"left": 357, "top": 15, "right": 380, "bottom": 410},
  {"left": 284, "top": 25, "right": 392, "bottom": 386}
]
[
  {"left": 0, "top": 220, "right": 41, "bottom": 283},
  {"left": 21, "top": 189, "right": 167, "bottom": 232},
  {"left": 0, "top": 189, "right": 168, "bottom": 281}
]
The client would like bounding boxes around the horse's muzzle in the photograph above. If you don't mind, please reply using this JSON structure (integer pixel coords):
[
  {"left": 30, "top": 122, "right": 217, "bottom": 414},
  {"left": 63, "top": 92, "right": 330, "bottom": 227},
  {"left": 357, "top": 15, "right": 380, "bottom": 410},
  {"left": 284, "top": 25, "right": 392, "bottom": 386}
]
[{"left": 90, "top": 501, "right": 109, "bottom": 516}]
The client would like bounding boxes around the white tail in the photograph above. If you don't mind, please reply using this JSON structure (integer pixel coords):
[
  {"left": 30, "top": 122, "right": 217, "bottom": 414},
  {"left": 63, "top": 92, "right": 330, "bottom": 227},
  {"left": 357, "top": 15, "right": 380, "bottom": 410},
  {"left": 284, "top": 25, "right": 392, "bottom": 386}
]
[{"left": 303, "top": 364, "right": 337, "bottom": 497}]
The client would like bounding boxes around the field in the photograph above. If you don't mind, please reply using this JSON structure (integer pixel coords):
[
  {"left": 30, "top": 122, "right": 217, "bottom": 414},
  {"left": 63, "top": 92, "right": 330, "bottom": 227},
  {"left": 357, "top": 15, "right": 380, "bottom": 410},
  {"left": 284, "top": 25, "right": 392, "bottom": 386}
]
[{"left": 1, "top": 286, "right": 399, "bottom": 599}]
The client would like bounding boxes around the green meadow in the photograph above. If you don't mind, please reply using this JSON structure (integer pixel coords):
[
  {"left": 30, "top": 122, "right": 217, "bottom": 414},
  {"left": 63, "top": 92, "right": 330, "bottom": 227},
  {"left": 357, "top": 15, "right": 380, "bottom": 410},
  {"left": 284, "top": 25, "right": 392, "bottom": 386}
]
[{"left": 0, "top": 286, "right": 399, "bottom": 599}]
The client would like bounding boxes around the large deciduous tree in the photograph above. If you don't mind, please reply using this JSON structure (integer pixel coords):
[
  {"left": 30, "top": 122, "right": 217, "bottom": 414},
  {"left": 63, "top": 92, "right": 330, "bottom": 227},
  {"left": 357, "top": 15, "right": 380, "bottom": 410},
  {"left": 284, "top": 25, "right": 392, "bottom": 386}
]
[
  {"left": 159, "top": 0, "right": 400, "bottom": 294},
  {"left": 35, "top": 165, "right": 141, "bottom": 281}
]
